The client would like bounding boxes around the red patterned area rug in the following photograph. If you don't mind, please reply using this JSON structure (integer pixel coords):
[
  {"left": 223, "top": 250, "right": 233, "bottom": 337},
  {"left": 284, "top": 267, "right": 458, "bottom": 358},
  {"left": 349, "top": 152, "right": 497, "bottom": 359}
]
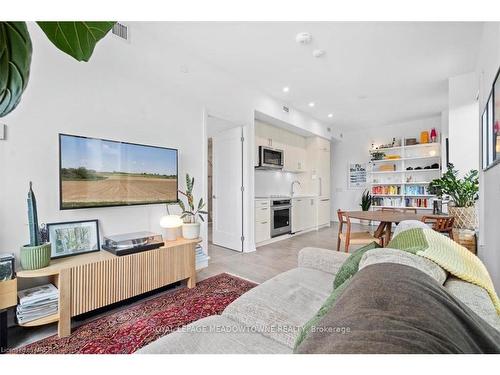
[{"left": 12, "top": 273, "right": 256, "bottom": 354}]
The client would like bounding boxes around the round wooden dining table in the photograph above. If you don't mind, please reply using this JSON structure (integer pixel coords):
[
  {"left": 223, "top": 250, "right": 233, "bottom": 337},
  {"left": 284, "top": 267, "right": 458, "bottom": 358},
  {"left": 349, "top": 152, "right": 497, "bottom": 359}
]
[{"left": 345, "top": 210, "right": 425, "bottom": 245}]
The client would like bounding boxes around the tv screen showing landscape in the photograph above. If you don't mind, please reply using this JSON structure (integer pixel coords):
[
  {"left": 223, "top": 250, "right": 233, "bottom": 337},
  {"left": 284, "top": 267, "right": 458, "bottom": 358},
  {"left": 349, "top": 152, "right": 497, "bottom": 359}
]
[{"left": 59, "top": 134, "right": 178, "bottom": 209}]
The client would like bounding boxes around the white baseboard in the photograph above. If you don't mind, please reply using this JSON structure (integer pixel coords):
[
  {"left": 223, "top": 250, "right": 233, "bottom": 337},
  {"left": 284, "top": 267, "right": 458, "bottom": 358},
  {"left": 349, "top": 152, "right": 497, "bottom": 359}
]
[{"left": 256, "top": 223, "right": 331, "bottom": 248}]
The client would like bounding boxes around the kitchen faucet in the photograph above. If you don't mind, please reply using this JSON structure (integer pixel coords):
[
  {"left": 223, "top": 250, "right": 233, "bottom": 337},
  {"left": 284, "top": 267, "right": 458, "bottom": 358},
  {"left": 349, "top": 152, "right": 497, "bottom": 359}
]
[{"left": 291, "top": 180, "right": 301, "bottom": 197}]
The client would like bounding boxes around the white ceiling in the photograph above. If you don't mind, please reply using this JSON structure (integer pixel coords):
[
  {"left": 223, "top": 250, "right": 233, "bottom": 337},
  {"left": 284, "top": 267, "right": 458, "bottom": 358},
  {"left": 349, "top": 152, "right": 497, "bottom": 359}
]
[{"left": 141, "top": 22, "right": 484, "bottom": 131}]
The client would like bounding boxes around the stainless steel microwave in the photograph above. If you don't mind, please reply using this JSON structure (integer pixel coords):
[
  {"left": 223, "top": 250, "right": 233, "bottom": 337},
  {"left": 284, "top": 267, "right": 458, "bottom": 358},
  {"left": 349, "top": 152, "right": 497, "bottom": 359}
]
[{"left": 257, "top": 146, "right": 284, "bottom": 169}]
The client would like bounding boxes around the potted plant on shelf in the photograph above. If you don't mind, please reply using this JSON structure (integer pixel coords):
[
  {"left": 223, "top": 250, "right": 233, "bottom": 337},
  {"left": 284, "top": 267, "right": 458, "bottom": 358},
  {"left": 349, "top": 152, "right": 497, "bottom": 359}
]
[
  {"left": 359, "top": 189, "right": 372, "bottom": 226},
  {"left": 428, "top": 164, "right": 479, "bottom": 230},
  {"left": 370, "top": 151, "right": 386, "bottom": 161},
  {"left": 178, "top": 174, "right": 208, "bottom": 239},
  {"left": 20, "top": 182, "right": 51, "bottom": 270}
]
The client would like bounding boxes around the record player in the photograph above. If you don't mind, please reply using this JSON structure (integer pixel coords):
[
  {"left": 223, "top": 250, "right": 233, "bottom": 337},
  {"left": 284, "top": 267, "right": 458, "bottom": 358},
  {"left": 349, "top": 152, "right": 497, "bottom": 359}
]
[{"left": 102, "top": 231, "right": 164, "bottom": 256}]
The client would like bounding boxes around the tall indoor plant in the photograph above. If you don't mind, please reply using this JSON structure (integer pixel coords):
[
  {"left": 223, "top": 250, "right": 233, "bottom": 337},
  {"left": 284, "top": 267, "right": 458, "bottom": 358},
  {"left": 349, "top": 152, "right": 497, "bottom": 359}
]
[
  {"left": 428, "top": 163, "right": 479, "bottom": 229},
  {"left": 1, "top": 21, "right": 115, "bottom": 118},
  {"left": 359, "top": 189, "right": 372, "bottom": 226},
  {"left": 178, "top": 174, "right": 208, "bottom": 239}
]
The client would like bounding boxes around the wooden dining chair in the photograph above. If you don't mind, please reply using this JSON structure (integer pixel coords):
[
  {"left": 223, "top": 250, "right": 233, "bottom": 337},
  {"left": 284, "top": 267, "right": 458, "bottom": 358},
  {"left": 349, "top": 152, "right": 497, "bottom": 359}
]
[
  {"left": 421, "top": 215, "right": 454, "bottom": 240},
  {"left": 381, "top": 207, "right": 418, "bottom": 214},
  {"left": 337, "top": 210, "right": 383, "bottom": 253}
]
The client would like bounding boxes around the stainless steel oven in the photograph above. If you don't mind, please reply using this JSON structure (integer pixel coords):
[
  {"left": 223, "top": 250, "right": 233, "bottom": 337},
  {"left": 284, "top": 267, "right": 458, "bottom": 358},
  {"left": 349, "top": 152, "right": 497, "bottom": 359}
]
[
  {"left": 258, "top": 146, "right": 284, "bottom": 169},
  {"left": 270, "top": 199, "right": 291, "bottom": 237}
]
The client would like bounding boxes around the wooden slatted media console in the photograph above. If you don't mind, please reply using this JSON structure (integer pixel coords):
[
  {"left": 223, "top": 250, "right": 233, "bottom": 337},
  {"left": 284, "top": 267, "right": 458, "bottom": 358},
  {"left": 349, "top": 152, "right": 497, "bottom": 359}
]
[{"left": 16, "top": 238, "right": 199, "bottom": 337}]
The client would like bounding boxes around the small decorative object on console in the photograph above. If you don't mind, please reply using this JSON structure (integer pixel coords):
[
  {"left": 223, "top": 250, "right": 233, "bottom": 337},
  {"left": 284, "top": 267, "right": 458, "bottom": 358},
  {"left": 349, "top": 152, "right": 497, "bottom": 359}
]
[
  {"left": 160, "top": 215, "right": 183, "bottom": 241},
  {"left": 102, "top": 231, "right": 164, "bottom": 256},
  {"left": 20, "top": 182, "right": 51, "bottom": 270}
]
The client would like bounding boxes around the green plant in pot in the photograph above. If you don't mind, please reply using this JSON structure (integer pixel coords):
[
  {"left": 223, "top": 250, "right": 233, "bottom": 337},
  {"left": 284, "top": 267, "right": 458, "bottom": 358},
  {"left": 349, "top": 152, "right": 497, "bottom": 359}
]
[
  {"left": 428, "top": 163, "right": 479, "bottom": 230},
  {"left": 359, "top": 189, "right": 372, "bottom": 226},
  {"left": 20, "top": 182, "right": 51, "bottom": 270},
  {"left": 178, "top": 174, "right": 208, "bottom": 240}
]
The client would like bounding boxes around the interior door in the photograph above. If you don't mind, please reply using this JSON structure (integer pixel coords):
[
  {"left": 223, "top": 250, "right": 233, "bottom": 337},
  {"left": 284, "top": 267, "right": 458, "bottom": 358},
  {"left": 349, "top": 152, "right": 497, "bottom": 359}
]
[{"left": 212, "top": 126, "right": 244, "bottom": 251}]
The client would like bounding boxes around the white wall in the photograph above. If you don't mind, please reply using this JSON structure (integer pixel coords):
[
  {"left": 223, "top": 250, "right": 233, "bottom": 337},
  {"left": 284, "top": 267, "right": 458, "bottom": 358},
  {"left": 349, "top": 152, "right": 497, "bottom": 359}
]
[
  {"left": 448, "top": 72, "right": 480, "bottom": 175},
  {"left": 0, "top": 22, "right": 332, "bottom": 269},
  {"left": 475, "top": 22, "right": 500, "bottom": 290},
  {"left": 254, "top": 170, "right": 300, "bottom": 197},
  {"left": 330, "top": 116, "right": 442, "bottom": 219},
  {"left": 0, "top": 25, "right": 205, "bottom": 282}
]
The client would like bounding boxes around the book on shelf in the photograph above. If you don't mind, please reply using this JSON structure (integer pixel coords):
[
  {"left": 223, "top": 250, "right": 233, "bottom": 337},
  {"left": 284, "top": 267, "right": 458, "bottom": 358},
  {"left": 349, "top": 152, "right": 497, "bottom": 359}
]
[{"left": 17, "top": 283, "right": 59, "bottom": 324}]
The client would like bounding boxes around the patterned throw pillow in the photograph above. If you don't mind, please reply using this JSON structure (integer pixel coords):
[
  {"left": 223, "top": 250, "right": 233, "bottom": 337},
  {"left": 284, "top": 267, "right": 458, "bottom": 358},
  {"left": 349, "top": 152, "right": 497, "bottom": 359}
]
[{"left": 333, "top": 241, "right": 381, "bottom": 289}]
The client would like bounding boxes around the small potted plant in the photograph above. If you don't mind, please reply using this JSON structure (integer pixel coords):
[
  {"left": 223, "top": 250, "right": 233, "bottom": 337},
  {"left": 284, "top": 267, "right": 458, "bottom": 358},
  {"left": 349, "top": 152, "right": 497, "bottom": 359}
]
[
  {"left": 20, "top": 182, "right": 51, "bottom": 270},
  {"left": 359, "top": 189, "right": 372, "bottom": 226},
  {"left": 178, "top": 174, "right": 208, "bottom": 239},
  {"left": 428, "top": 164, "right": 479, "bottom": 230},
  {"left": 370, "top": 151, "right": 386, "bottom": 161}
]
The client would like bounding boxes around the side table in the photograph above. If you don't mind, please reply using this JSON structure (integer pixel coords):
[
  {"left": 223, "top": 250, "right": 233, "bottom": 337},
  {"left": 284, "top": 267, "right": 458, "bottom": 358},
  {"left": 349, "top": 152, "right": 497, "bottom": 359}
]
[{"left": 0, "top": 278, "right": 17, "bottom": 353}]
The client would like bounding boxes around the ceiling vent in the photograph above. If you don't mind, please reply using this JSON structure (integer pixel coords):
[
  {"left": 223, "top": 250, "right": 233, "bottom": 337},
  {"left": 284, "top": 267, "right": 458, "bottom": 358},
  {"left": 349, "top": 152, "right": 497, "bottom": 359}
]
[{"left": 112, "top": 22, "right": 129, "bottom": 41}]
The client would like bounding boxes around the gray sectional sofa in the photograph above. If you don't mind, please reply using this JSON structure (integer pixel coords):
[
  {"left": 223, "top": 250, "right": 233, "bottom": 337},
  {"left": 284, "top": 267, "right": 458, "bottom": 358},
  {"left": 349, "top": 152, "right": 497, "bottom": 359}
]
[{"left": 138, "top": 221, "right": 500, "bottom": 354}]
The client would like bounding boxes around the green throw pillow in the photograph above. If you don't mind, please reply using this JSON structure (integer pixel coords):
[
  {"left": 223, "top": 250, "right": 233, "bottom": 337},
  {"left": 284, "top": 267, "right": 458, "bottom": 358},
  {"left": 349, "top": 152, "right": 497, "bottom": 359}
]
[
  {"left": 333, "top": 241, "right": 381, "bottom": 289},
  {"left": 293, "top": 278, "right": 351, "bottom": 352},
  {"left": 387, "top": 228, "right": 428, "bottom": 254}
]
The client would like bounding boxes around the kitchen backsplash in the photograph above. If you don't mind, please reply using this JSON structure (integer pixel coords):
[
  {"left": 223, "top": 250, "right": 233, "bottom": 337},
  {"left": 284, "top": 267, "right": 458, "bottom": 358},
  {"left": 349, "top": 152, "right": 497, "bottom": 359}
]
[{"left": 255, "top": 170, "right": 302, "bottom": 197}]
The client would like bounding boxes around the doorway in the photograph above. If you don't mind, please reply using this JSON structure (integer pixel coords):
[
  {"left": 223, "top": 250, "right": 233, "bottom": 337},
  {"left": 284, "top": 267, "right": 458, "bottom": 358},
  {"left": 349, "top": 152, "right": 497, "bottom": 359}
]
[{"left": 206, "top": 115, "right": 244, "bottom": 252}]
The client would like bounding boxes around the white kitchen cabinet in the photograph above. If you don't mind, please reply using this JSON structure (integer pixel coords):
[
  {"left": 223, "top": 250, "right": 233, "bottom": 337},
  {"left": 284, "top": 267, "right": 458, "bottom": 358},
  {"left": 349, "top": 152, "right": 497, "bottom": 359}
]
[
  {"left": 256, "top": 120, "right": 307, "bottom": 173},
  {"left": 292, "top": 197, "right": 316, "bottom": 233},
  {"left": 292, "top": 198, "right": 305, "bottom": 232},
  {"left": 317, "top": 197, "right": 331, "bottom": 227},
  {"left": 255, "top": 200, "right": 271, "bottom": 243},
  {"left": 307, "top": 137, "right": 331, "bottom": 196},
  {"left": 303, "top": 197, "right": 316, "bottom": 229}
]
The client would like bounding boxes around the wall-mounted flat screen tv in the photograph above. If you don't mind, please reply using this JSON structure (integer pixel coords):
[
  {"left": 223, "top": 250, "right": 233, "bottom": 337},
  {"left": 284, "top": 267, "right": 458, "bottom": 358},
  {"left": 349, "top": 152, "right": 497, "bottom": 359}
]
[{"left": 59, "top": 134, "right": 178, "bottom": 209}]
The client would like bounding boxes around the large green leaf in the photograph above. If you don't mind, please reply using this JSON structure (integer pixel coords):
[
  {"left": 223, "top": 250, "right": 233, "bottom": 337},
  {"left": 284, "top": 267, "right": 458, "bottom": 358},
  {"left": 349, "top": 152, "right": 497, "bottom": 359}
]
[
  {"left": 0, "top": 22, "right": 32, "bottom": 117},
  {"left": 37, "top": 21, "right": 115, "bottom": 62}
]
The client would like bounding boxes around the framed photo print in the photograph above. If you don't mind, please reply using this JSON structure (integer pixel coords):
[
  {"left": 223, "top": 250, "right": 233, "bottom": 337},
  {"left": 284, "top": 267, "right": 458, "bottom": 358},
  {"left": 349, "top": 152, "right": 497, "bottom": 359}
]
[
  {"left": 47, "top": 220, "right": 100, "bottom": 259},
  {"left": 348, "top": 162, "right": 367, "bottom": 189}
]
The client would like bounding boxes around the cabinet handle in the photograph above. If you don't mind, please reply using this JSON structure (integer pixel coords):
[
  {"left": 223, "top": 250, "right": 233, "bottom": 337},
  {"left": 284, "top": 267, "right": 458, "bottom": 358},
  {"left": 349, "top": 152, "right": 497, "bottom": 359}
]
[
  {"left": 261, "top": 208, "right": 268, "bottom": 211},
  {"left": 261, "top": 221, "right": 268, "bottom": 224}
]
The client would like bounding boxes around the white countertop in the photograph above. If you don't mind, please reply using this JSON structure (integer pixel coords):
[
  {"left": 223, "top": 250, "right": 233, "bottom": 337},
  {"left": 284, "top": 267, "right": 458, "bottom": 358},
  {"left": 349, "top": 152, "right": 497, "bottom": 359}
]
[{"left": 255, "top": 194, "right": 318, "bottom": 200}]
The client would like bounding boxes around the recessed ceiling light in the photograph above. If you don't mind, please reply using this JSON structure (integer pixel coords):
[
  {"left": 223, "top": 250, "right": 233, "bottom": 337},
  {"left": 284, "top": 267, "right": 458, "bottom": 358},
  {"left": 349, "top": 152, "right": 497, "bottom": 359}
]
[
  {"left": 282, "top": 86, "right": 290, "bottom": 93},
  {"left": 313, "top": 49, "right": 326, "bottom": 58},
  {"left": 308, "top": 102, "right": 315, "bottom": 107},
  {"left": 328, "top": 113, "right": 333, "bottom": 118},
  {"left": 295, "top": 32, "right": 312, "bottom": 44}
]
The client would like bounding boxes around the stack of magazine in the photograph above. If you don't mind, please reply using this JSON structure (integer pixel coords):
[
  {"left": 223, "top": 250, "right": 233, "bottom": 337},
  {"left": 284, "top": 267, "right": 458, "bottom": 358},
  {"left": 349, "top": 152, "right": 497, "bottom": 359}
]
[{"left": 16, "top": 284, "right": 59, "bottom": 324}]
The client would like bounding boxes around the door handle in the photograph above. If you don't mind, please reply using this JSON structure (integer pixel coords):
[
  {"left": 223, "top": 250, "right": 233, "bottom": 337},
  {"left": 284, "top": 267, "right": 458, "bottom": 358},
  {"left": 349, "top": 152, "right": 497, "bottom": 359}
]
[{"left": 212, "top": 195, "right": 216, "bottom": 199}]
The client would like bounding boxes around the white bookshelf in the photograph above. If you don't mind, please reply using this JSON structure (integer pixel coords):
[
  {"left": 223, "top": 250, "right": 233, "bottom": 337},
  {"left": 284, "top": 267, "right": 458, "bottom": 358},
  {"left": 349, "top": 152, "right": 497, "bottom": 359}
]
[{"left": 368, "top": 138, "right": 442, "bottom": 211}]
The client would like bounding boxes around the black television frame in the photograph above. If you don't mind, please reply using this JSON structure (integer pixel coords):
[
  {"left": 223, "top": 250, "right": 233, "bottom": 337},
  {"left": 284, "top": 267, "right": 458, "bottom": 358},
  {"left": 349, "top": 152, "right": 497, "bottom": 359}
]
[{"left": 58, "top": 133, "right": 179, "bottom": 210}]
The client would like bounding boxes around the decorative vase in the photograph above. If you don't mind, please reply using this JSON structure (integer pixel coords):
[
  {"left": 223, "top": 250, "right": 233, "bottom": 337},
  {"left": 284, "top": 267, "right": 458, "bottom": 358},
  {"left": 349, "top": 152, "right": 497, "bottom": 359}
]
[
  {"left": 448, "top": 206, "right": 477, "bottom": 230},
  {"left": 20, "top": 242, "right": 51, "bottom": 270},
  {"left": 182, "top": 223, "right": 201, "bottom": 240}
]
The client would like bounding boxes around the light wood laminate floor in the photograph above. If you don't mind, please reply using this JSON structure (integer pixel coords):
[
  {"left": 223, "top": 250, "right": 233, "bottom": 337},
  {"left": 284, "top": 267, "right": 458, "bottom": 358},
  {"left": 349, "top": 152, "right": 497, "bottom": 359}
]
[{"left": 8, "top": 222, "right": 367, "bottom": 350}]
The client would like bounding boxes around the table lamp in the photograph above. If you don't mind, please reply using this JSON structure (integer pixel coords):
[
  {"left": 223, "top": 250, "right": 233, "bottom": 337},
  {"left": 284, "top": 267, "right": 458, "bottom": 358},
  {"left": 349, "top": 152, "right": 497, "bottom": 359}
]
[{"left": 160, "top": 215, "right": 183, "bottom": 241}]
